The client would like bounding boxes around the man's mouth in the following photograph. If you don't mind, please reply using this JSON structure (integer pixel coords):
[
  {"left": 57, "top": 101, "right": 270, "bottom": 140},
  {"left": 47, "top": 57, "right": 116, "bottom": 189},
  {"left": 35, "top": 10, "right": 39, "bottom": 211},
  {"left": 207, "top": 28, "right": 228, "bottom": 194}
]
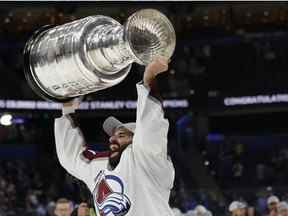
[
  {"left": 109, "top": 143, "right": 120, "bottom": 158},
  {"left": 108, "top": 143, "right": 130, "bottom": 169},
  {"left": 109, "top": 143, "right": 120, "bottom": 150}
]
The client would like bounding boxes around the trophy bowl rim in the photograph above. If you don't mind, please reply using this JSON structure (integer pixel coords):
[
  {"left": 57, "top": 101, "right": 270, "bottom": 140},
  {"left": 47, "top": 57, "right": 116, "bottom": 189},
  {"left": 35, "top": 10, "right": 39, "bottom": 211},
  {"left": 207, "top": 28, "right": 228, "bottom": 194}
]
[{"left": 124, "top": 8, "right": 176, "bottom": 66}]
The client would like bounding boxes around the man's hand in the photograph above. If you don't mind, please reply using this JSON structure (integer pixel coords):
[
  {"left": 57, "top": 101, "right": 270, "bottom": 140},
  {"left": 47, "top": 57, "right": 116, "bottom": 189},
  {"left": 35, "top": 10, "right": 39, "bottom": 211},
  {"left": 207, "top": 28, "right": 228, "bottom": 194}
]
[
  {"left": 143, "top": 56, "right": 169, "bottom": 88},
  {"left": 62, "top": 97, "right": 82, "bottom": 109},
  {"left": 62, "top": 97, "right": 83, "bottom": 115}
]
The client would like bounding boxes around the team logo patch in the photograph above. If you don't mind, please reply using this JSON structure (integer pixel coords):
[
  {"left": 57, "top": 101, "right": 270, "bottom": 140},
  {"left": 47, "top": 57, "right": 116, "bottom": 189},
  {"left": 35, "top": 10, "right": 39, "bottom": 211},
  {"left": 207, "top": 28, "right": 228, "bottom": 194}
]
[{"left": 94, "top": 171, "right": 131, "bottom": 216}]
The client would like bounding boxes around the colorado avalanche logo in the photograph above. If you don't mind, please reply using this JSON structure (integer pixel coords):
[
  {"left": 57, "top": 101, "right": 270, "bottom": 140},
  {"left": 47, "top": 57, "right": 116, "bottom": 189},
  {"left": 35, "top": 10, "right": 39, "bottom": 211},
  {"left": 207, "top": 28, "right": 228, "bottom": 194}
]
[{"left": 94, "top": 171, "right": 131, "bottom": 216}]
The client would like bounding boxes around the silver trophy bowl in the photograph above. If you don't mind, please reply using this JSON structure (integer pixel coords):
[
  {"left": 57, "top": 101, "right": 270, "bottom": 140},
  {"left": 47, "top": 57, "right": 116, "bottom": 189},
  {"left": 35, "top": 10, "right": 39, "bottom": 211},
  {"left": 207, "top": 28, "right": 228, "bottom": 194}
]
[{"left": 24, "top": 9, "right": 176, "bottom": 102}]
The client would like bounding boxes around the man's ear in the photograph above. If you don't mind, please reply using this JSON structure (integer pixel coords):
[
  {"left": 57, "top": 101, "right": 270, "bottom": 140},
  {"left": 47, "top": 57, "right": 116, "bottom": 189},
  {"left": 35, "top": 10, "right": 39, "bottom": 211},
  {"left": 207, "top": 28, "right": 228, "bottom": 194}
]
[{"left": 129, "top": 134, "right": 134, "bottom": 142}]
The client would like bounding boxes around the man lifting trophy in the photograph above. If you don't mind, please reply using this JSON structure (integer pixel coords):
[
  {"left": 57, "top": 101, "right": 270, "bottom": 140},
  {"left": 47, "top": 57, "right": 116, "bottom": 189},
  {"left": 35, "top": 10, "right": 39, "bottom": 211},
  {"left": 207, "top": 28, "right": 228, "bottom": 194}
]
[
  {"left": 23, "top": 9, "right": 176, "bottom": 102},
  {"left": 24, "top": 8, "right": 178, "bottom": 216}
]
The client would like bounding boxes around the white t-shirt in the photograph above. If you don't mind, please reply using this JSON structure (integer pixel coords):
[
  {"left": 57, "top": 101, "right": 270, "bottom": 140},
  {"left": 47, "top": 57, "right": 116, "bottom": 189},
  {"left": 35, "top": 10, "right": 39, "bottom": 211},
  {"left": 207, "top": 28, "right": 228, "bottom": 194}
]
[{"left": 54, "top": 83, "right": 175, "bottom": 216}]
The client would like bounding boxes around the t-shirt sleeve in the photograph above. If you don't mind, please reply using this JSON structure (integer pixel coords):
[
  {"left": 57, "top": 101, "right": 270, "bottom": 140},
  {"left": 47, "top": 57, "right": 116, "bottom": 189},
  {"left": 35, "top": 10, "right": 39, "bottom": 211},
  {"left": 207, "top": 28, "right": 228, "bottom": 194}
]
[
  {"left": 134, "top": 82, "right": 169, "bottom": 156},
  {"left": 132, "top": 82, "right": 174, "bottom": 189},
  {"left": 54, "top": 114, "right": 110, "bottom": 191}
]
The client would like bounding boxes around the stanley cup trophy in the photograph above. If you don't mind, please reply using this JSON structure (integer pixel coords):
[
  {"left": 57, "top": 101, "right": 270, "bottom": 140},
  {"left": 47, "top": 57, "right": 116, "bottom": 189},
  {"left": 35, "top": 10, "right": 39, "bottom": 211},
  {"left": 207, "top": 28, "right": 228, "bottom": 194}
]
[{"left": 23, "top": 9, "right": 176, "bottom": 102}]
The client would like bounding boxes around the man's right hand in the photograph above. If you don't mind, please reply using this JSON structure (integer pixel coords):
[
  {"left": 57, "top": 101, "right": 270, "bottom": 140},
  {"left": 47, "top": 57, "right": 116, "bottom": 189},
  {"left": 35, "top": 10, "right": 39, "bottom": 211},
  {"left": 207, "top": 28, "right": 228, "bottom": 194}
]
[
  {"left": 143, "top": 56, "right": 169, "bottom": 88},
  {"left": 62, "top": 97, "right": 83, "bottom": 115},
  {"left": 63, "top": 98, "right": 78, "bottom": 108}
]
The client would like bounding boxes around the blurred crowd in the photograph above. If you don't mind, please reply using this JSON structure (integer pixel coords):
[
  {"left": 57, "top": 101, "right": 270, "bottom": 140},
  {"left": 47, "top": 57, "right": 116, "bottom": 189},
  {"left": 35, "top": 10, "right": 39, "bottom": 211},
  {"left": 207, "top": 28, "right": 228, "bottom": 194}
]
[
  {"left": 0, "top": 159, "right": 96, "bottom": 216},
  {"left": 1, "top": 158, "right": 288, "bottom": 216},
  {"left": 171, "top": 194, "right": 288, "bottom": 216}
]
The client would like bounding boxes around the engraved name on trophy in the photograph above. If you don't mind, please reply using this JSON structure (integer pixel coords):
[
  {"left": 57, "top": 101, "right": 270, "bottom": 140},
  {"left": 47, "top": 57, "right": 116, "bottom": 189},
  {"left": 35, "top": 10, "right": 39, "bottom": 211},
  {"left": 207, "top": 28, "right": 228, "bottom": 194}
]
[{"left": 24, "top": 9, "right": 176, "bottom": 102}]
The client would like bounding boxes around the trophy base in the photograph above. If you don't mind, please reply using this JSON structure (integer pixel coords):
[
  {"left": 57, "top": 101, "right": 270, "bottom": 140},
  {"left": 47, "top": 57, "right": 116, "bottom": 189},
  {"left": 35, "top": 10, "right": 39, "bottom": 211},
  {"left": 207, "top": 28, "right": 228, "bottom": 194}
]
[{"left": 23, "top": 25, "right": 75, "bottom": 103}]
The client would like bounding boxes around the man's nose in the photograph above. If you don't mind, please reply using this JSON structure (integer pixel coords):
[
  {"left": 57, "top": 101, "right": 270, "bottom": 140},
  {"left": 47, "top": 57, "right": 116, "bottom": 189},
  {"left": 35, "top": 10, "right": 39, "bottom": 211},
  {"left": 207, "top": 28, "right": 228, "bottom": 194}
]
[{"left": 109, "top": 136, "right": 116, "bottom": 143}]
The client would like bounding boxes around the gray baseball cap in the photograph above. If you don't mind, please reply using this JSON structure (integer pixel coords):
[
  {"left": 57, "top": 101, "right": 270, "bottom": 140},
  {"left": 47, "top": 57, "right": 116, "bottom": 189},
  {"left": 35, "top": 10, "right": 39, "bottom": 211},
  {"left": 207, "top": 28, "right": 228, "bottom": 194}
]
[
  {"left": 279, "top": 201, "right": 288, "bottom": 210},
  {"left": 267, "top": 195, "right": 280, "bottom": 205},
  {"left": 229, "top": 201, "right": 247, "bottom": 212},
  {"left": 103, "top": 116, "right": 136, "bottom": 136}
]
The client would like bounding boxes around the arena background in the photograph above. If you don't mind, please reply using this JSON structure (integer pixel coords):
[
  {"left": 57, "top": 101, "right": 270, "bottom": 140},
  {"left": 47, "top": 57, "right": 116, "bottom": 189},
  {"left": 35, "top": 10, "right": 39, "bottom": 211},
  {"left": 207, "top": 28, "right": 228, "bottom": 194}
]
[{"left": 1, "top": 2, "right": 288, "bottom": 216}]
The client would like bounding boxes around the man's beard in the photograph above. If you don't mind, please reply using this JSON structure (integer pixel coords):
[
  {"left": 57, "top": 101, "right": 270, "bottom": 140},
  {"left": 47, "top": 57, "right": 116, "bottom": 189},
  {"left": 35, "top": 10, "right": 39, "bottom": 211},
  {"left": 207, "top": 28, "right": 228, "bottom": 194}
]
[{"left": 109, "top": 144, "right": 130, "bottom": 169}]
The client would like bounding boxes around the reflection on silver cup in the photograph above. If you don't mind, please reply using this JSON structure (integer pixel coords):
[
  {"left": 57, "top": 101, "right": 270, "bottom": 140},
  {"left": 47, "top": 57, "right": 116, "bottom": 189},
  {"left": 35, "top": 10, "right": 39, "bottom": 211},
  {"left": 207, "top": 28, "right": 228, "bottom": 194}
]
[{"left": 24, "top": 9, "right": 176, "bottom": 102}]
